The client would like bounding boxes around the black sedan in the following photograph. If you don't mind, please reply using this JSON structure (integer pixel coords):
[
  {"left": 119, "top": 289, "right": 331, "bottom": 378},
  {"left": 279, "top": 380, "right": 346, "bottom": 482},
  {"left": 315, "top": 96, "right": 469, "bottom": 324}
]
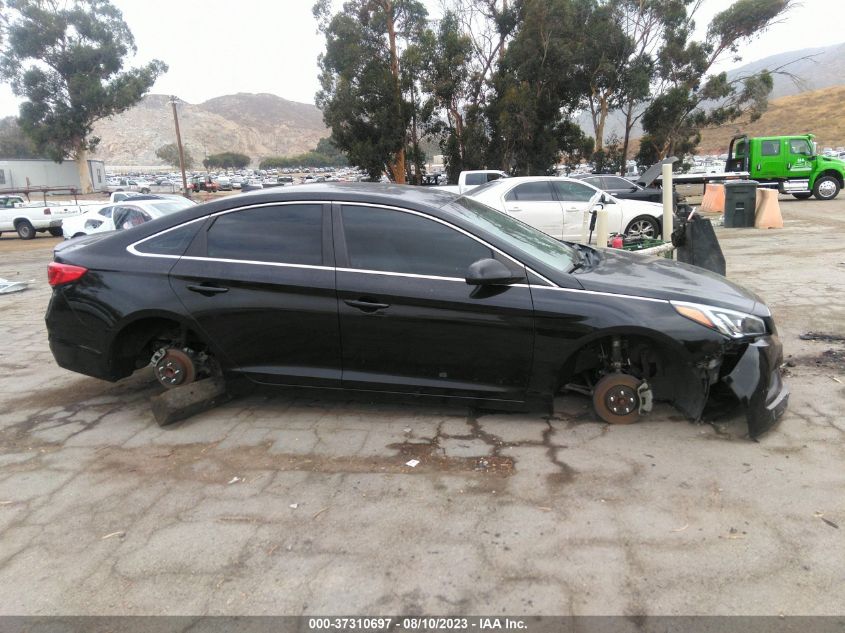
[
  {"left": 572, "top": 173, "right": 664, "bottom": 203},
  {"left": 45, "top": 183, "right": 788, "bottom": 437}
]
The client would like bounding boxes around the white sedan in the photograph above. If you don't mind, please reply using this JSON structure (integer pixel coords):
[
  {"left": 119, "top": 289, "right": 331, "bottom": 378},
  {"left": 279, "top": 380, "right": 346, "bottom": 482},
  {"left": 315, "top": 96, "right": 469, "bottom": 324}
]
[
  {"left": 465, "top": 176, "right": 665, "bottom": 241},
  {"left": 62, "top": 198, "right": 196, "bottom": 239}
]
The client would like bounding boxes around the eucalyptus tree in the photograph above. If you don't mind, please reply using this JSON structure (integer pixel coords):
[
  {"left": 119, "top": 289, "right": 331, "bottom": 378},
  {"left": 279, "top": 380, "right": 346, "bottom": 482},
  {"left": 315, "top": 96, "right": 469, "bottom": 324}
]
[{"left": 0, "top": 0, "right": 167, "bottom": 192}]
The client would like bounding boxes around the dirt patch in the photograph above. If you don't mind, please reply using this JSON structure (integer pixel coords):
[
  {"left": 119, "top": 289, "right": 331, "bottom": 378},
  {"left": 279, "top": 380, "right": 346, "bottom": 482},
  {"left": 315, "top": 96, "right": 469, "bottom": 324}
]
[
  {"left": 792, "top": 348, "right": 845, "bottom": 372},
  {"left": 91, "top": 440, "right": 515, "bottom": 482},
  {"left": 799, "top": 332, "right": 845, "bottom": 343}
]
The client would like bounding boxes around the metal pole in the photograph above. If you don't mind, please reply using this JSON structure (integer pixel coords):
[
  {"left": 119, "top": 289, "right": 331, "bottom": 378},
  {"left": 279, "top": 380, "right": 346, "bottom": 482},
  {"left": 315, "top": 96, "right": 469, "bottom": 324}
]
[
  {"left": 662, "top": 163, "right": 674, "bottom": 240},
  {"left": 170, "top": 96, "right": 190, "bottom": 199},
  {"left": 595, "top": 208, "right": 609, "bottom": 248}
]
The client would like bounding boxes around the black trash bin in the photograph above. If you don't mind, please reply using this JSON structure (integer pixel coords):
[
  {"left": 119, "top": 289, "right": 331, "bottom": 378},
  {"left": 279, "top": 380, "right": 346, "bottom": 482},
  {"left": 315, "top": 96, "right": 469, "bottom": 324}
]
[{"left": 724, "top": 180, "right": 758, "bottom": 228}]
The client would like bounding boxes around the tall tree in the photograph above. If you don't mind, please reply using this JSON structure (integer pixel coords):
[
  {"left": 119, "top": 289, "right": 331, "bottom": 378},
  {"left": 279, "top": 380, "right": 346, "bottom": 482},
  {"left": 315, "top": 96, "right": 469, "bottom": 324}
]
[
  {"left": 614, "top": 0, "right": 690, "bottom": 170},
  {"left": 487, "top": 0, "right": 593, "bottom": 174},
  {"left": 315, "top": 0, "right": 427, "bottom": 182},
  {"left": 580, "top": 3, "right": 633, "bottom": 154},
  {"left": 637, "top": 0, "right": 790, "bottom": 164},
  {"left": 155, "top": 143, "right": 194, "bottom": 170},
  {"left": 0, "top": 0, "right": 167, "bottom": 192}
]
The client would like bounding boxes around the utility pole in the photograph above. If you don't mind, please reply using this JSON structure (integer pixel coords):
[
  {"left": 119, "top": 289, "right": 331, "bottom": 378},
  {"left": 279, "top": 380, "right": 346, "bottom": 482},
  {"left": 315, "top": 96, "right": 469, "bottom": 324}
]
[{"left": 169, "top": 96, "right": 190, "bottom": 199}]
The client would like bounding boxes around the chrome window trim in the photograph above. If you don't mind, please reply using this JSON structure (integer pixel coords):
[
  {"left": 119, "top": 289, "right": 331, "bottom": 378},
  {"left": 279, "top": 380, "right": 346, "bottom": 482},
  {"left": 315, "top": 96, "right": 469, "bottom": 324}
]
[{"left": 126, "top": 198, "right": 559, "bottom": 285}]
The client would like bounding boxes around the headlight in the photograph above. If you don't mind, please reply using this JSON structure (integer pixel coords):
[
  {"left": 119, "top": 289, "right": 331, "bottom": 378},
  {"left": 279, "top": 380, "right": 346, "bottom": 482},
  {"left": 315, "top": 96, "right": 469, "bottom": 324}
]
[{"left": 671, "top": 300, "right": 766, "bottom": 338}]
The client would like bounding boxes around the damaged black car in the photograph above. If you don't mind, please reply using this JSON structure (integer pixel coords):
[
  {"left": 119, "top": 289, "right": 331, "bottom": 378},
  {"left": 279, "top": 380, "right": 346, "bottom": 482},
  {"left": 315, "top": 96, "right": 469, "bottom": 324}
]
[{"left": 45, "top": 183, "right": 788, "bottom": 437}]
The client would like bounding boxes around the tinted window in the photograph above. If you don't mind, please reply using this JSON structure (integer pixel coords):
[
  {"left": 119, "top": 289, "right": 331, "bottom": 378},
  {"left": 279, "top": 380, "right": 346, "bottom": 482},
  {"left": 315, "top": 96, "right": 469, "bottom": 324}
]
[
  {"left": 342, "top": 205, "right": 492, "bottom": 278},
  {"left": 465, "top": 173, "right": 486, "bottom": 185},
  {"left": 206, "top": 204, "right": 323, "bottom": 265},
  {"left": 504, "top": 182, "right": 554, "bottom": 202},
  {"left": 604, "top": 176, "right": 634, "bottom": 189},
  {"left": 99, "top": 206, "right": 114, "bottom": 218},
  {"left": 114, "top": 206, "right": 152, "bottom": 230},
  {"left": 551, "top": 180, "right": 596, "bottom": 202},
  {"left": 148, "top": 200, "right": 195, "bottom": 215},
  {"left": 789, "top": 139, "right": 812, "bottom": 156},
  {"left": 136, "top": 222, "right": 201, "bottom": 256},
  {"left": 486, "top": 172, "right": 505, "bottom": 182},
  {"left": 449, "top": 197, "right": 577, "bottom": 272},
  {"left": 761, "top": 140, "right": 780, "bottom": 156}
]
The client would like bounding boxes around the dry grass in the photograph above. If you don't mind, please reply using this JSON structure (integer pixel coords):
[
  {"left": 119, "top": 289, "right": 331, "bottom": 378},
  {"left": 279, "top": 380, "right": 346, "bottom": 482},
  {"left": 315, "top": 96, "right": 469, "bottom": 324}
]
[{"left": 697, "top": 85, "right": 845, "bottom": 154}]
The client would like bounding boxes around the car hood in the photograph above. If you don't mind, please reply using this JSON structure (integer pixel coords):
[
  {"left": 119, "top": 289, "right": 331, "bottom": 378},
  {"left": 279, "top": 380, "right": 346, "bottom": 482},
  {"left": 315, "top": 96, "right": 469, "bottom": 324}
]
[
  {"left": 573, "top": 247, "right": 765, "bottom": 315},
  {"left": 613, "top": 197, "right": 663, "bottom": 214},
  {"left": 817, "top": 155, "right": 845, "bottom": 169}
]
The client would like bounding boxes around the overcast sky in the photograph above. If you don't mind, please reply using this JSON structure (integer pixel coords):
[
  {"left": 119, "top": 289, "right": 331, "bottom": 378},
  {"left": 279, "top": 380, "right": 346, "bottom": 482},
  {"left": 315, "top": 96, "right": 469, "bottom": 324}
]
[{"left": 0, "top": 0, "right": 842, "bottom": 117}]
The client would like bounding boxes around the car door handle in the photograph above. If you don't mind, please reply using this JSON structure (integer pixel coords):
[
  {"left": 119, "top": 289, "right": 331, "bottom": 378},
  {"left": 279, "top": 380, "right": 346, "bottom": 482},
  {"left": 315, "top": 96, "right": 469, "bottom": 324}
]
[
  {"left": 344, "top": 298, "right": 390, "bottom": 312},
  {"left": 187, "top": 284, "right": 229, "bottom": 296}
]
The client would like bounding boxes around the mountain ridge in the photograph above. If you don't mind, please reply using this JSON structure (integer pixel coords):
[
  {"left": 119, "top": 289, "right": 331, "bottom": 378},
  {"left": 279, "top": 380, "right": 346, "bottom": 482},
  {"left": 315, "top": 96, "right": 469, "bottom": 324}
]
[{"left": 92, "top": 92, "right": 328, "bottom": 166}]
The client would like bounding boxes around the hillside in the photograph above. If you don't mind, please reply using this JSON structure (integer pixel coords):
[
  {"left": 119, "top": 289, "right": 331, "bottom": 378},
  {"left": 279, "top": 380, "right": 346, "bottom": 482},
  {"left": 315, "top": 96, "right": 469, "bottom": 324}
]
[
  {"left": 697, "top": 84, "right": 845, "bottom": 154},
  {"left": 725, "top": 42, "right": 845, "bottom": 99},
  {"left": 577, "top": 41, "right": 845, "bottom": 142},
  {"left": 92, "top": 93, "right": 328, "bottom": 167}
]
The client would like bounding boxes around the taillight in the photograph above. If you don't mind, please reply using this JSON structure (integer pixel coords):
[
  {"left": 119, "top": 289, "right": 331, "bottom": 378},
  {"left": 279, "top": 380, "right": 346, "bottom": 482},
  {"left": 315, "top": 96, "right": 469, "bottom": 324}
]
[{"left": 48, "top": 262, "right": 88, "bottom": 287}]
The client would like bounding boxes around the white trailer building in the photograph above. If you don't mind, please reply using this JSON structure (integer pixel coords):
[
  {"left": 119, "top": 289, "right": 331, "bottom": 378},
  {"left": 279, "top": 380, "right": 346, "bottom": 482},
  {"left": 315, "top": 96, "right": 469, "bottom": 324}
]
[{"left": 0, "top": 158, "right": 107, "bottom": 194}]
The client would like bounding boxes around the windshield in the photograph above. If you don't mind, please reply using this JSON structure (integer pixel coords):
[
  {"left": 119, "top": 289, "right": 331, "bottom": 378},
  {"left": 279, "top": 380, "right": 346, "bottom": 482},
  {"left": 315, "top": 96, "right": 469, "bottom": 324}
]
[
  {"left": 148, "top": 200, "right": 195, "bottom": 216},
  {"left": 448, "top": 196, "right": 578, "bottom": 272}
]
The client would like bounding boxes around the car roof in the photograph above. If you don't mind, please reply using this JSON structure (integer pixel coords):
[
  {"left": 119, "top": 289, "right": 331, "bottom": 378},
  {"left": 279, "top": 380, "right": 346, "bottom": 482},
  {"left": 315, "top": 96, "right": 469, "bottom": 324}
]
[{"left": 113, "top": 198, "right": 197, "bottom": 210}]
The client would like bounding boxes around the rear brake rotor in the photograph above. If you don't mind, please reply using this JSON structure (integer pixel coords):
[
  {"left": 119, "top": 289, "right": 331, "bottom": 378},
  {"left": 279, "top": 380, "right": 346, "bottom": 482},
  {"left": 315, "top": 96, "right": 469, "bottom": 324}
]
[
  {"left": 154, "top": 348, "right": 196, "bottom": 389},
  {"left": 592, "top": 373, "right": 643, "bottom": 425}
]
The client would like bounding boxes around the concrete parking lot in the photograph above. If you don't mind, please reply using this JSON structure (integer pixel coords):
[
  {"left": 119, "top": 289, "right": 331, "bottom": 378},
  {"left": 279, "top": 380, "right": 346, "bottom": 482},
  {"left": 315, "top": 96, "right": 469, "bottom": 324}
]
[{"left": 0, "top": 196, "right": 843, "bottom": 616}]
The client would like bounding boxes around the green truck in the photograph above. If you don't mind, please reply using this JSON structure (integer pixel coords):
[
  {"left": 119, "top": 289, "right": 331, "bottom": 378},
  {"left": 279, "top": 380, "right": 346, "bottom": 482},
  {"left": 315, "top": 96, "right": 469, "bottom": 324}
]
[{"left": 726, "top": 133, "right": 845, "bottom": 200}]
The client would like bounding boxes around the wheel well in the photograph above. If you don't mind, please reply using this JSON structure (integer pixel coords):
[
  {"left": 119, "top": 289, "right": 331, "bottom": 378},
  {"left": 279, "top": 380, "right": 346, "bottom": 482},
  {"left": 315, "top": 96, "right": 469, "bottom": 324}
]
[
  {"left": 817, "top": 170, "right": 844, "bottom": 187},
  {"left": 557, "top": 331, "right": 706, "bottom": 417},
  {"left": 109, "top": 317, "right": 208, "bottom": 378},
  {"left": 13, "top": 218, "right": 32, "bottom": 228}
]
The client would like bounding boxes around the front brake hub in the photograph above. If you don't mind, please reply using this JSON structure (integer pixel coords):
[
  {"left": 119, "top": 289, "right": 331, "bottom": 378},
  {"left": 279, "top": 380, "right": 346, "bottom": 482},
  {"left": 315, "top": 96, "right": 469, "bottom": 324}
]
[{"left": 593, "top": 373, "right": 643, "bottom": 425}]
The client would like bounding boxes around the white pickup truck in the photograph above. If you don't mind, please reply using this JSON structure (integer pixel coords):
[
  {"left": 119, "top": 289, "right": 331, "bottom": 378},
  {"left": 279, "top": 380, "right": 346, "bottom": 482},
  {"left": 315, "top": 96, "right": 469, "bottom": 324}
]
[
  {"left": 438, "top": 170, "right": 509, "bottom": 195},
  {"left": 106, "top": 178, "right": 153, "bottom": 194},
  {"left": 0, "top": 198, "right": 107, "bottom": 239}
]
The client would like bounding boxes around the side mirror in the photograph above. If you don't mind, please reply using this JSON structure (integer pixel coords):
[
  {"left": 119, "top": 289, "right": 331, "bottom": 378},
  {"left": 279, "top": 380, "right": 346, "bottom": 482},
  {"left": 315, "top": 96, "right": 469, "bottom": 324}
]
[{"left": 465, "top": 258, "right": 524, "bottom": 286}]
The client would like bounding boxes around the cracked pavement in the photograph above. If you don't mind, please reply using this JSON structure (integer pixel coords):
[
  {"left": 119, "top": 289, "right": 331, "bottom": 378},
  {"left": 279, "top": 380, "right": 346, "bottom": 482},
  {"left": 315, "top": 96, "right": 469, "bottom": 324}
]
[{"left": 0, "top": 196, "right": 843, "bottom": 616}]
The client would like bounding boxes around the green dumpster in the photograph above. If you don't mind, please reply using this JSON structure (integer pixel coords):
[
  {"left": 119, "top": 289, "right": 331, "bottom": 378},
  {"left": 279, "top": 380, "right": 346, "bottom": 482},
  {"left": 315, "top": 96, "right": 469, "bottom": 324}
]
[{"left": 724, "top": 180, "right": 758, "bottom": 228}]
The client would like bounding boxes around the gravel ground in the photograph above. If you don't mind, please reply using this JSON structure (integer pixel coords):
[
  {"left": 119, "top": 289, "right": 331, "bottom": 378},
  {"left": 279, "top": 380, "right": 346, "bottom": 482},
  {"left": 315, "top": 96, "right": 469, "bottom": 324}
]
[{"left": 0, "top": 195, "right": 842, "bottom": 616}]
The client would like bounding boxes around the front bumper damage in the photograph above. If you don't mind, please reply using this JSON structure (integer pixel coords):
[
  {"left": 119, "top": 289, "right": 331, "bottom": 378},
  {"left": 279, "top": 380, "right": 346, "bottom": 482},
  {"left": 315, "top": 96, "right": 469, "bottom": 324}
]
[{"left": 721, "top": 335, "right": 789, "bottom": 438}]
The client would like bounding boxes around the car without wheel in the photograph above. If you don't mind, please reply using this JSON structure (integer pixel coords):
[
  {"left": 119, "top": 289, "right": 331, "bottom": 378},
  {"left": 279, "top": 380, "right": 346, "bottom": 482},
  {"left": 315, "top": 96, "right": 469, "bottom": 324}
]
[
  {"left": 466, "top": 176, "right": 665, "bottom": 240},
  {"left": 45, "top": 183, "right": 787, "bottom": 437}
]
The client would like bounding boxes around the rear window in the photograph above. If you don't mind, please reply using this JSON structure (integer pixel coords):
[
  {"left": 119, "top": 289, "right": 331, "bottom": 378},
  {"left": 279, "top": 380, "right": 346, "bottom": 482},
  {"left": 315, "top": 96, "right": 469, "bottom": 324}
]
[
  {"left": 504, "top": 182, "right": 554, "bottom": 202},
  {"left": 206, "top": 204, "right": 323, "bottom": 265},
  {"left": 148, "top": 200, "right": 195, "bottom": 215},
  {"left": 465, "top": 173, "right": 486, "bottom": 185},
  {"left": 135, "top": 222, "right": 201, "bottom": 256},
  {"left": 761, "top": 140, "right": 780, "bottom": 156}
]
